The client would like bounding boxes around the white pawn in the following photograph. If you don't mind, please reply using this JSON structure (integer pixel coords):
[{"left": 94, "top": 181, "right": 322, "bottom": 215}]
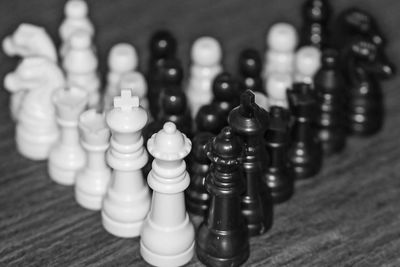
[
  {"left": 294, "top": 46, "right": 321, "bottom": 85},
  {"left": 253, "top": 91, "right": 270, "bottom": 111},
  {"left": 186, "top": 36, "right": 222, "bottom": 118},
  {"left": 102, "top": 89, "right": 151, "bottom": 238},
  {"left": 75, "top": 109, "right": 111, "bottom": 210},
  {"left": 4, "top": 57, "right": 65, "bottom": 160},
  {"left": 63, "top": 30, "right": 100, "bottom": 108},
  {"left": 264, "top": 23, "right": 298, "bottom": 78},
  {"left": 266, "top": 73, "right": 293, "bottom": 109},
  {"left": 59, "top": 0, "right": 94, "bottom": 57},
  {"left": 49, "top": 87, "right": 88, "bottom": 185},
  {"left": 119, "top": 71, "right": 149, "bottom": 111},
  {"left": 104, "top": 43, "right": 138, "bottom": 110},
  {"left": 140, "top": 122, "right": 195, "bottom": 267},
  {"left": 3, "top": 24, "right": 58, "bottom": 121}
]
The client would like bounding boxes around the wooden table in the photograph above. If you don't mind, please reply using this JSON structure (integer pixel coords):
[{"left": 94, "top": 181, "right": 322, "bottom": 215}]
[{"left": 1, "top": 0, "right": 400, "bottom": 266}]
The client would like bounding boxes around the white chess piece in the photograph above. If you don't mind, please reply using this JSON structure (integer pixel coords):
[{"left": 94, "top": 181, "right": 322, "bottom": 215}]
[
  {"left": 49, "top": 87, "right": 88, "bottom": 185},
  {"left": 2, "top": 23, "right": 58, "bottom": 120},
  {"left": 253, "top": 91, "right": 270, "bottom": 111},
  {"left": 266, "top": 73, "right": 293, "bottom": 109},
  {"left": 59, "top": 0, "right": 94, "bottom": 57},
  {"left": 294, "top": 46, "right": 322, "bottom": 85},
  {"left": 75, "top": 109, "right": 111, "bottom": 210},
  {"left": 140, "top": 122, "right": 195, "bottom": 267},
  {"left": 187, "top": 36, "right": 222, "bottom": 118},
  {"left": 102, "top": 89, "right": 151, "bottom": 238},
  {"left": 119, "top": 71, "right": 149, "bottom": 111},
  {"left": 264, "top": 23, "right": 298, "bottom": 78},
  {"left": 103, "top": 43, "right": 138, "bottom": 110},
  {"left": 4, "top": 57, "right": 65, "bottom": 160},
  {"left": 63, "top": 30, "right": 100, "bottom": 108}
]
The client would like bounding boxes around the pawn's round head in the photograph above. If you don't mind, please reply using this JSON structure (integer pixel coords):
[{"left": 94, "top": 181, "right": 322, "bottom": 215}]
[
  {"left": 150, "top": 30, "right": 177, "bottom": 58},
  {"left": 65, "top": 0, "right": 88, "bottom": 18},
  {"left": 321, "top": 49, "right": 339, "bottom": 68},
  {"left": 238, "top": 48, "right": 262, "bottom": 76},
  {"left": 161, "top": 59, "right": 183, "bottom": 84},
  {"left": 108, "top": 43, "right": 138, "bottom": 72},
  {"left": 161, "top": 86, "right": 187, "bottom": 114},
  {"left": 69, "top": 30, "right": 91, "bottom": 49},
  {"left": 303, "top": 0, "right": 331, "bottom": 22},
  {"left": 119, "top": 72, "right": 147, "bottom": 98},
  {"left": 267, "top": 23, "right": 298, "bottom": 52},
  {"left": 212, "top": 72, "right": 238, "bottom": 101},
  {"left": 295, "top": 46, "right": 321, "bottom": 76},
  {"left": 195, "top": 104, "right": 225, "bottom": 135},
  {"left": 191, "top": 36, "right": 222, "bottom": 66},
  {"left": 266, "top": 73, "right": 292, "bottom": 99}
]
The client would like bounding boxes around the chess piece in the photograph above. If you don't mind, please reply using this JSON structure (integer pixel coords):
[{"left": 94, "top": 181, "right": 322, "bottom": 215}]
[
  {"left": 196, "top": 127, "right": 250, "bottom": 267},
  {"left": 152, "top": 58, "right": 184, "bottom": 118},
  {"left": 264, "top": 23, "right": 298, "bottom": 78},
  {"left": 294, "top": 46, "right": 321, "bottom": 85},
  {"left": 228, "top": 90, "right": 273, "bottom": 236},
  {"left": 344, "top": 38, "right": 394, "bottom": 135},
  {"left": 314, "top": 49, "right": 347, "bottom": 155},
  {"left": 63, "top": 30, "right": 100, "bottom": 108},
  {"left": 2, "top": 23, "right": 58, "bottom": 120},
  {"left": 238, "top": 48, "right": 263, "bottom": 93},
  {"left": 119, "top": 71, "right": 149, "bottom": 111},
  {"left": 140, "top": 122, "right": 194, "bottom": 267},
  {"left": 102, "top": 89, "right": 151, "bottom": 238},
  {"left": 104, "top": 43, "right": 138, "bottom": 110},
  {"left": 187, "top": 36, "right": 223, "bottom": 118},
  {"left": 4, "top": 57, "right": 65, "bottom": 160},
  {"left": 147, "top": 30, "right": 177, "bottom": 112},
  {"left": 159, "top": 85, "right": 192, "bottom": 138},
  {"left": 287, "top": 83, "right": 323, "bottom": 179},
  {"left": 49, "top": 87, "right": 88, "bottom": 185},
  {"left": 195, "top": 104, "right": 226, "bottom": 135},
  {"left": 253, "top": 91, "right": 270, "bottom": 111},
  {"left": 212, "top": 72, "right": 240, "bottom": 120},
  {"left": 300, "top": 0, "right": 332, "bottom": 48},
  {"left": 75, "top": 109, "right": 111, "bottom": 210},
  {"left": 266, "top": 72, "right": 293, "bottom": 109},
  {"left": 263, "top": 106, "right": 293, "bottom": 203},
  {"left": 186, "top": 132, "right": 213, "bottom": 216},
  {"left": 59, "top": 0, "right": 94, "bottom": 57}
]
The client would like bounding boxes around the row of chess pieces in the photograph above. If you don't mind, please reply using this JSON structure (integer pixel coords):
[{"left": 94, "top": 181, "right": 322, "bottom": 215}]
[{"left": 2, "top": 0, "right": 396, "bottom": 266}]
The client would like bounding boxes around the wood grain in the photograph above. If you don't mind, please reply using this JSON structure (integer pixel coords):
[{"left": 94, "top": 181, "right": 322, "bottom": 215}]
[{"left": 1, "top": 0, "right": 400, "bottom": 266}]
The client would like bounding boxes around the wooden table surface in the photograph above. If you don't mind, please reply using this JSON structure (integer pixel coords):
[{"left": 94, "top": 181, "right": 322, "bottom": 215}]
[{"left": 1, "top": 0, "right": 400, "bottom": 266}]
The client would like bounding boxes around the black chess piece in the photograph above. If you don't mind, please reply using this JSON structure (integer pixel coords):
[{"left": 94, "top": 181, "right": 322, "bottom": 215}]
[
  {"left": 159, "top": 84, "right": 192, "bottom": 138},
  {"left": 152, "top": 58, "right": 184, "bottom": 118},
  {"left": 238, "top": 49, "right": 264, "bottom": 93},
  {"left": 212, "top": 72, "right": 240, "bottom": 120},
  {"left": 196, "top": 127, "right": 250, "bottom": 267},
  {"left": 336, "top": 8, "right": 385, "bottom": 48},
  {"left": 343, "top": 38, "right": 394, "bottom": 135},
  {"left": 300, "top": 0, "right": 332, "bottom": 49},
  {"left": 228, "top": 90, "right": 273, "bottom": 236},
  {"left": 147, "top": 30, "right": 178, "bottom": 116},
  {"left": 195, "top": 104, "right": 226, "bottom": 135},
  {"left": 314, "top": 49, "right": 347, "bottom": 154},
  {"left": 186, "top": 132, "right": 214, "bottom": 216},
  {"left": 287, "top": 83, "right": 323, "bottom": 179},
  {"left": 263, "top": 106, "right": 293, "bottom": 204}
]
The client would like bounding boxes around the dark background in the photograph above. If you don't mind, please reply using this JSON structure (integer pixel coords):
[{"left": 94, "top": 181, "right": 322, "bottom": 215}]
[{"left": 1, "top": 0, "right": 400, "bottom": 266}]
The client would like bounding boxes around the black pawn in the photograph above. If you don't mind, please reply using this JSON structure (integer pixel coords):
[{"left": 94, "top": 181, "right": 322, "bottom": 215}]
[
  {"left": 263, "top": 106, "right": 293, "bottom": 204},
  {"left": 195, "top": 104, "right": 226, "bottom": 135},
  {"left": 196, "top": 127, "right": 250, "bottom": 267},
  {"left": 314, "top": 49, "right": 347, "bottom": 154},
  {"left": 238, "top": 49, "right": 264, "bottom": 93},
  {"left": 300, "top": 0, "right": 332, "bottom": 49},
  {"left": 287, "top": 83, "right": 323, "bottom": 179},
  {"left": 228, "top": 90, "right": 273, "bottom": 236},
  {"left": 212, "top": 72, "right": 240, "bottom": 120},
  {"left": 159, "top": 85, "right": 192, "bottom": 138},
  {"left": 344, "top": 38, "right": 394, "bottom": 135},
  {"left": 186, "top": 132, "right": 214, "bottom": 216},
  {"left": 147, "top": 30, "right": 178, "bottom": 115}
]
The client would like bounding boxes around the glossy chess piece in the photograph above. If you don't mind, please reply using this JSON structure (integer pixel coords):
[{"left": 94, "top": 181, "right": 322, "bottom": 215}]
[{"left": 238, "top": 48, "right": 263, "bottom": 93}]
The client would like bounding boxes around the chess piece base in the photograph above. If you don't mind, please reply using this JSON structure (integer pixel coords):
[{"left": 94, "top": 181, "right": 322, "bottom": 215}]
[
  {"left": 48, "top": 164, "right": 76, "bottom": 186},
  {"left": 101, "top": 211, "right": 143, "bottom": 238},
  {"left": 140, "top": 240, "right": 194, "bottom": 267},
  {"left": 16, "top": 126, "right": 58, "bottom": 160},
  {"left": 75, "top": 187, "right": 103, "bottom": 210}
]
